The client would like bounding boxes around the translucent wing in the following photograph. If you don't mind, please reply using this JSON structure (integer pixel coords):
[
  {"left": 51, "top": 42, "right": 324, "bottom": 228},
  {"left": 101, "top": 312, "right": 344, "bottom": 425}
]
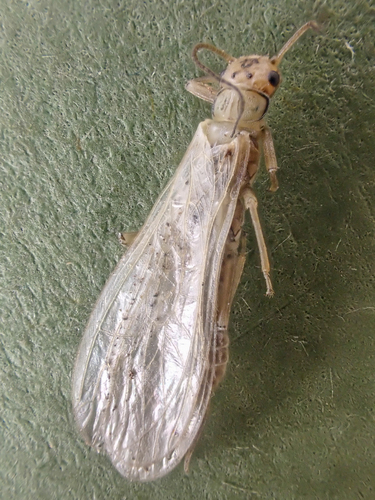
[{"left": 72, "top": 121, "right": 247, "bottom": 481}]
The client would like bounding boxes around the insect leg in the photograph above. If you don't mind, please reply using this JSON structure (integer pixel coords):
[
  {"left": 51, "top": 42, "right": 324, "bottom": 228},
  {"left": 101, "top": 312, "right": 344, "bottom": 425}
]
[
  {"left": 185, "top": 76, "right": 219, "bottom": 103},
  {"left": 242, "top": 187, "right": 274, "bottom": 296},
  {"left": 262, "top": 126, "right": 279, "bottom": 192},
  {"left": 118, "top": 231, "right": 139, "bottom": 247}
]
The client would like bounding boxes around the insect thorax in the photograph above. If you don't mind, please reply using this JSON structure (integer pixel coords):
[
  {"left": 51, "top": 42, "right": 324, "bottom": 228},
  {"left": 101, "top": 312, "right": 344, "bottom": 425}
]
[{"left": 212, "top": 87, "right": 268, "bottom": 129}]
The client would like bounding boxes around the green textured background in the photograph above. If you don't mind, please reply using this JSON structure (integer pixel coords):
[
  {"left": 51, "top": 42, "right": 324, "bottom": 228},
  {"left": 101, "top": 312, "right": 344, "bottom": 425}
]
[{"left": 1, "top": 0, "right": 375, "bottom": 498}]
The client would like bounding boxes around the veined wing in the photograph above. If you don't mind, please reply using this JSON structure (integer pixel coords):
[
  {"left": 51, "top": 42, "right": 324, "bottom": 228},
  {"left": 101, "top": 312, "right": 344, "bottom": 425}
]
[{"left": 72, "top": 121, "right": 248, "bottom": 481}]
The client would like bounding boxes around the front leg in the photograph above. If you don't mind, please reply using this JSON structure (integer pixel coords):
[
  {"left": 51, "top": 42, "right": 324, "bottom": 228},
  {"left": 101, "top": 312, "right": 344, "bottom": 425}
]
[
  {"left": 185, "top": 76, "right": 219, "bottom": 103},
  {"left": 118, "top": 231, "right": 139, "bottom": 248}
]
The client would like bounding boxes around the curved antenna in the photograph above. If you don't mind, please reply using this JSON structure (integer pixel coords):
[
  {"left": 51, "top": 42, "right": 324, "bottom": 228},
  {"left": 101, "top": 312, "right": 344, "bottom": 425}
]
[
  {"left": 255, "top": 89, "right": 270, "bottom": 120},
  {"left": 271, "top": 21, "right": 319, "bottom": 66},
  {"left": 192, "top": 42, "right": 235, "bottom": 64},
  {"left": 192, "top": 44, "right": 269, "bottom": 137}
]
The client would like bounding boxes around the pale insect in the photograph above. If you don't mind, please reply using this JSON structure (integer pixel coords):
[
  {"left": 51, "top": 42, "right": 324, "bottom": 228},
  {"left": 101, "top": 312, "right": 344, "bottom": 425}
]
[{"left": 72, "top": 22, "right": 318, "bottom": 481}]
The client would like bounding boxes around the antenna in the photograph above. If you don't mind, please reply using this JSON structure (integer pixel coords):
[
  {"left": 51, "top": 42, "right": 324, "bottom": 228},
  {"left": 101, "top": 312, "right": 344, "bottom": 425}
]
[{"left": 271, "top": 21, "right": 319, "bottom": 66}]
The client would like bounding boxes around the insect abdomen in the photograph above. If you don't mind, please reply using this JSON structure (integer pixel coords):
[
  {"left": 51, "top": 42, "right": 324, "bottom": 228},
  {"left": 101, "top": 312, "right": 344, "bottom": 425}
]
[{"left": 212, "top": 328, "right": 229, "bottom": 390}]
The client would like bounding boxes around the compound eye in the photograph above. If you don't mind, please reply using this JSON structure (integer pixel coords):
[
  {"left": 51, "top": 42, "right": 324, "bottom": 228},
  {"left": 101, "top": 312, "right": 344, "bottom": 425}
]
[{"left": 268, "top": 71, "right": 280, "bottom": 87}]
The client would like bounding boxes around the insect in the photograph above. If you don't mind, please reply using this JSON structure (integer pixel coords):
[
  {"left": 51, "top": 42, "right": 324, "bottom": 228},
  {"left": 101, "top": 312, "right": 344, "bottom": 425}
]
[{"left": 72, "top": 21, "right": 318, "bottom": 481}]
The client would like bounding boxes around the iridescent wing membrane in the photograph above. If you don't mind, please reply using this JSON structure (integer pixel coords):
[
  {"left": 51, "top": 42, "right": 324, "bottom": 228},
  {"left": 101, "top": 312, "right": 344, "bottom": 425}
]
[{"left": 72, "top": 122, "right": 247, "bottom": 480}]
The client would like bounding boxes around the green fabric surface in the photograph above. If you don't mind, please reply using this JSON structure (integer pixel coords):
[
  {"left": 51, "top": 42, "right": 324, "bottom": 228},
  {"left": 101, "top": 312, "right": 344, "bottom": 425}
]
[{"left": 1, "top": 0, "right": 375, "bottom": 498}]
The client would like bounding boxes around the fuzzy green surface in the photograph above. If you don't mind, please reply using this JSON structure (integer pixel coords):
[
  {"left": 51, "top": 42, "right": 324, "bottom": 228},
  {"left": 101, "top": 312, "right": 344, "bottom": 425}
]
[{"left": 1, "top": 0, "right": 375, "bottom": 499}]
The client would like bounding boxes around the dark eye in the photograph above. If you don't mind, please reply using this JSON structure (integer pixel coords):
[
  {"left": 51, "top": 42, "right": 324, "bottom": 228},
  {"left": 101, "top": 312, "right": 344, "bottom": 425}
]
[{"left": 268, "top": 71, "right": 280, "bottom": 87}]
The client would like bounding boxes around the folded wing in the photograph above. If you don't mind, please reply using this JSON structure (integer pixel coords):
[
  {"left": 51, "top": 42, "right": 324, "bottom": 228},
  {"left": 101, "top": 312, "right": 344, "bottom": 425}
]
[{"left": 72, "top": 121, "right": 246, "bottom": 480}]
